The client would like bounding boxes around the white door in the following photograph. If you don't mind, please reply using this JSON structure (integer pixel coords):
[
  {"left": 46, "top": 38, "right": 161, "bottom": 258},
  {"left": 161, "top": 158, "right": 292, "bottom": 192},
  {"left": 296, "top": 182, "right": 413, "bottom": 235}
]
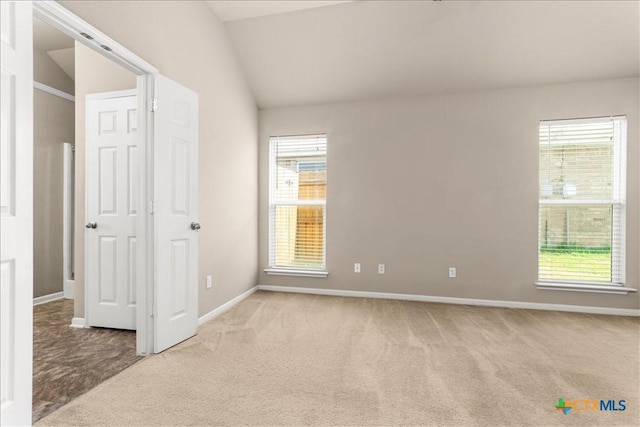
[
  {"left": 0, "top": 1, "right": 33, "bottom": 425},
  {"left": 153, "top": 75, "right": 199, "bottom": 353},
  {"left": 86, "top": 92, "right": 137, "bottom": 330}
]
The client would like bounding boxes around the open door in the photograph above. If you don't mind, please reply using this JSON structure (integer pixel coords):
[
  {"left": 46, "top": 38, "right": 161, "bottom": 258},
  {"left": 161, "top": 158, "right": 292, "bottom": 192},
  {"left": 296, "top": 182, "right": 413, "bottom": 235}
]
[
  {"left": 153, "top": 75, "right": 199, "bottom": 353},
  {"left": 1, "top": 1, "right": 33, "bottom": 425},
  {"left": 85, "top": 91, "right": 138, "bottom": 330}
]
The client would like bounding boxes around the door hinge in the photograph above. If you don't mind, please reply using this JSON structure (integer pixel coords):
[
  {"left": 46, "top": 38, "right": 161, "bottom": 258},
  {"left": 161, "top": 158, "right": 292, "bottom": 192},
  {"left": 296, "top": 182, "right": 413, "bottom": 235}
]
[
  {"left": 150, "top": 303, "right": 156, "bottom": 318},
  {"left": 149, "top": 200, "right": 155, "bottom": 214},
  {"left": 150, "top": 98, "right": 158, "bottom": 112}
]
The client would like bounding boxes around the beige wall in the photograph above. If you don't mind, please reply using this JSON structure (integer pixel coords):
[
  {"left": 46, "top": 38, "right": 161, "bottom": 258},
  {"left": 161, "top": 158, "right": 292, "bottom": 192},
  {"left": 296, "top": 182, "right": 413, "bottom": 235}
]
[
  {"left": 259, "top": 77, "right": 640, "bottom": 310},
  {"left": 33, "top": 91, "right": 74, "bottom": 298},
  {"left": 73, "top": 42, "right": 136, "bottom": 316},
  {"left": 62, "top": 1, "right": 258, "bottom": 318},
  {"left": 33, "top": 46, "right": 75, "bottom": 298}
]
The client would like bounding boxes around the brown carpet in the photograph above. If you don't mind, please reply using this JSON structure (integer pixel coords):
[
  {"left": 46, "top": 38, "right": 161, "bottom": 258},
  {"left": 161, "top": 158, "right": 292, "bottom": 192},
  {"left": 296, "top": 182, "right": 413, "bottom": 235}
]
[
  {"left": 36, "top": 291, "right": 639, "bottom": 426},
  {"left": 33, "top": 299, "right": 141, "bottom": 422}
]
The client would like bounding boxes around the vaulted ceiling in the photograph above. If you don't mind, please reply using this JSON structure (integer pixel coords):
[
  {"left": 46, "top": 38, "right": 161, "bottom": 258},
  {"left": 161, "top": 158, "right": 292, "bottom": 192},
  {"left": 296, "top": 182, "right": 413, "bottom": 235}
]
[
  {"left": 33, "top": 17, "right": 75, "bottom": 80},
  {"left": 209, "top": 1, "right": 639, "bottom": 109}
]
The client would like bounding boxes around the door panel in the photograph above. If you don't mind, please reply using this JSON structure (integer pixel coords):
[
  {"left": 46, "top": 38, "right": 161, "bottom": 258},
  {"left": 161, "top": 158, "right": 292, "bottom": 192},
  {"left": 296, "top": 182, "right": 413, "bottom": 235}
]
[
  {"left": 171, "top": 137, "right": 189, "bottom": 215},
  {"left": 170, "top": 239, "right": 189, "bottom": 318},
  {"left": 0, "top": 2, "right": 32, "bottom": 425},
  {"left": 98, "top": 147, "right": 117, "bottom": 214},
  {"left": 154, "top": 75, "right": 198, "bottom": 353},
  {"left": 0, "top": 72, "right": 15, "bottom": 216},
  {"left": 98, "top": 236, "right": 117, "bottom": 303},
  {"left": 127, "top": 109, "right": 137, "bottom": 134},
  {"left": 86, "top": 93, "right": 137, "bottom": 330},
  {"left": 127, "top": 146, "right": 138, "bottom": 214},
  {"left": 127, "top": 237, "right": 137, "bottom": 307}
]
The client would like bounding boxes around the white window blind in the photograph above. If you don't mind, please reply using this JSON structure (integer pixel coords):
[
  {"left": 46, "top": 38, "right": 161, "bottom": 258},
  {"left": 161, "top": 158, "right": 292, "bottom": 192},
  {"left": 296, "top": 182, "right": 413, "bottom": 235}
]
[
  {"left": 538, "top": 116, "right": 626, "bottom": 284},
  {"left": 269, "top": 134, "right": 327, "bottom": 270}
]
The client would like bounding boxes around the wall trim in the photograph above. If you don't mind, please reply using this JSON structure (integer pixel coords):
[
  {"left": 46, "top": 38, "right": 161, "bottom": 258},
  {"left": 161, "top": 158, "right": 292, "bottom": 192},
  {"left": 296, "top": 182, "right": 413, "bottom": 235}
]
[
  {"left": 535, "top": 281, "right": 637, "bottom": 294},
  {"left": 33, "top": 80, "right": 75, "bottom": 102},
  {"left": 257, "top": 285, "right": 640, "bottom": 317},
  {"left": 70, "top": 317, "right": 87, "bottom": 328},
  {"left": 198, "top": 286, "right": 258, "bottom": 326},
  {"left": 33, "top": 292, "right": 64, "bottom": 306}
]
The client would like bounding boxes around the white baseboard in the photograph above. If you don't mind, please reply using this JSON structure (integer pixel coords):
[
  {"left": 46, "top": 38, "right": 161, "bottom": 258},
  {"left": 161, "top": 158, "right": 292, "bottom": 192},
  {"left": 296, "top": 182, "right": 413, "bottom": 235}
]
[
  {"left": 70, "top": 317, "right": 87, "bottom": 328},
  {"left": 63, "top": 279, "right": 75, "bottom": 299},
  {"left": 257, "top": 285, "right": 640, "bottom": 317},
  {"left": 33, "top": 292, "right": 64, "bottom": 306},
  {"left": 198, "top": 286, "right": 259, "bottom": 326}
]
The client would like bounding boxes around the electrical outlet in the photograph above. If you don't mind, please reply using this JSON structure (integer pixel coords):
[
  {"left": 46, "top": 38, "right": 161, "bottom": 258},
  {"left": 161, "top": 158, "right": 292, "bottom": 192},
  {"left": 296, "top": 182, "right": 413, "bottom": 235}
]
[
  {"left": 354, "top": 263, "right": 361, "bottom": 273},
  {"left": 449, "top": 267, "right": 456, "bottom": 278},
  {"left": 378, "top": 264, "right": 385, "bottom": 274},
  {"left": 206, "top": 275, "right": 213, "bottom": 289}
]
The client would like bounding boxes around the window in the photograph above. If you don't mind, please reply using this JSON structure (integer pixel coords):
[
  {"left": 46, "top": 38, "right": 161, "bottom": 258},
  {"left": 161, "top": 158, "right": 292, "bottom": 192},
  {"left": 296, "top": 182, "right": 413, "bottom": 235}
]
[
  {"left": 268, "top": 134, "right": 327, "bottom": 274},
  {"left": 538, "top": 116, "right": 626, "bottom": 285}
]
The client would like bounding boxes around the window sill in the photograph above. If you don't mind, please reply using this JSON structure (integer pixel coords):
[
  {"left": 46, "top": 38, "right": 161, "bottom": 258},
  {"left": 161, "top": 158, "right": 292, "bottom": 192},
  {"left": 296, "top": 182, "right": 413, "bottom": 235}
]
[
  {"left": 535, "top": 281, "right": 638, "bottom": 295},
  {"left": 264, "top": 268, "right": 329, "bottom": 278}
]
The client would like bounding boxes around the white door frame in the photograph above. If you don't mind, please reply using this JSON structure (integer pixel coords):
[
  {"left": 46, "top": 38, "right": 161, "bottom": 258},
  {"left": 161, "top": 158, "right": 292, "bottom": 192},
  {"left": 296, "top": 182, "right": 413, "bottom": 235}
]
[{"left": 33, "top": 0, "right": 158, "bottom": 355}]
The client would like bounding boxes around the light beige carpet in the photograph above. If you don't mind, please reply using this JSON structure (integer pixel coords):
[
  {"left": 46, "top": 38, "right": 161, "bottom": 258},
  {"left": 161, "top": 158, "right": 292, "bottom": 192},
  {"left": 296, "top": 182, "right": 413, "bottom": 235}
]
[{"left": 37, "top": 291, "right": 639, "bottom": 426}]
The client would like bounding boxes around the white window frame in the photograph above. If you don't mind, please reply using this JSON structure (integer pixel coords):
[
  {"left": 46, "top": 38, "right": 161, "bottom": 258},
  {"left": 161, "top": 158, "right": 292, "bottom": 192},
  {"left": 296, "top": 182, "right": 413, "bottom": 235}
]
[
  {"left": 535, "top": 116, "right": 636, "bottom": 295},
  {"left": 265, "top": 134, "right": 328, "bottom": 278}
]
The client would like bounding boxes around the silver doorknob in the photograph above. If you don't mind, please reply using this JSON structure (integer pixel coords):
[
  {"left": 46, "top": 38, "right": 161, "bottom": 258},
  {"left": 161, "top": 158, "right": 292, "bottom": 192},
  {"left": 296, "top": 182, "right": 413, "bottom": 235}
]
[
  {"left": 85, "top": 222, "right": 97, "bottom": 229},
  {"left": 190, "top": 222, "right": 201, "bottom": 231}
]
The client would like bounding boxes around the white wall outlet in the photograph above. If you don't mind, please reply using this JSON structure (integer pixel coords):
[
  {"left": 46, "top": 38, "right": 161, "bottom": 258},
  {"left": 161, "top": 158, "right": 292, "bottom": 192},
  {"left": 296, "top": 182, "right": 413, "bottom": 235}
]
[
  {"left": 206, "top": 275, "right": 213, "bottom": 289},
  {"left": 354, "top": 263, "right": 361, "bottom": 273},
  {"left": 378, "top": 264, "right": 385, "bottom": 274},
  {"left": 449, "top": 267, "right": 456, "bottom": 278}
]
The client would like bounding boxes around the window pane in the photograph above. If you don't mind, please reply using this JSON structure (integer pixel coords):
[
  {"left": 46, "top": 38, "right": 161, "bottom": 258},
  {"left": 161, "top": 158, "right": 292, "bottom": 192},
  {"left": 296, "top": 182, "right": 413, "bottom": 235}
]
[
  {"left": 274, "top": 159, "right": 326, "bottom": 201},
  {"left": 539, "top": 120, "right": 614, "bottom": 200},
  {"left": 274, "top": 205, "right": 324, "bottom": 268},
  {"left": 538, "top": 205, "right": 612, "bottom": 282},
  {"left": 270, "top": 135, "right": 327, "bottom": 270},
  {"left": 274, "top": 137, "right": 326, "bottom": 202}
]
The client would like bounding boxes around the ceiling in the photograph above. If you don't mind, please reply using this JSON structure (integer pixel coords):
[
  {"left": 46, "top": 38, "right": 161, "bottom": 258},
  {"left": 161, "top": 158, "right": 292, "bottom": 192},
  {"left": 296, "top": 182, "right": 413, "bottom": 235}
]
[
  {"left": 33, "top": 17, "right": 74, "bottom": 52},
  {"left": 47, "top": 48, "right": 75, "bottom": 80},
  {"left": 33, "top": 17, "right": 75, "bottom": 81},
  {"left": 206, "top": 1, "right": 352, "bottom": 22},
  {"left": 218, "top": 1, "right": 640, "bottom": 109}
]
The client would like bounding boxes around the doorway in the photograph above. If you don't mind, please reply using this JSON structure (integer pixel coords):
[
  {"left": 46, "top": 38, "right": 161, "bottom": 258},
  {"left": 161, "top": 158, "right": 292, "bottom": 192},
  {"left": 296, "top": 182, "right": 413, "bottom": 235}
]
[
  {"left": 37, "top": 0, "right": 201, "bottom": 370},
  {"left": 32, "top": 15, "right": 75, "bottom": 305},
  {"left": 31, "top": 16, "right": 141, "bottom": 422},
  {"left": 33, "top": 1, "right": 154, "bottom": 355},
  {"left": 2, "top": 1, "right": 201, "bottom": 424}
]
